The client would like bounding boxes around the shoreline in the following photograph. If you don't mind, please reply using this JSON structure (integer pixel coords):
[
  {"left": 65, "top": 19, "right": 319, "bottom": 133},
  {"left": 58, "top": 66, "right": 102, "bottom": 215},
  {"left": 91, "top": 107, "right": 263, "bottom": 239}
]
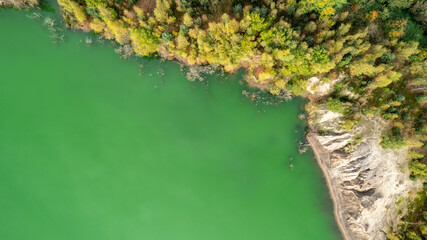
[{"left": 306, "top": 132, "right": 351, "bottom": 240}]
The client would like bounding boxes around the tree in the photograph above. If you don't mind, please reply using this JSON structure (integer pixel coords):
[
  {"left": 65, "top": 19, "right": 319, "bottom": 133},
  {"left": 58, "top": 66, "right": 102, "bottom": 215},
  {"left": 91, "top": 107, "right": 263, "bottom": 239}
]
[
  {"left": 176, "top": 33, "right": 189, "bottom": 50},
  {"left": 408, "top": 161, "right": 427, "bottom": 180},
  {"left": 396, "top": 41, "right": 420, "bottom": 60},
  {"left": 97, "top": 5, "right": 117, "bottom": 21},
  {"left": 336, "top": 23, "right": 351, "bottom": 37},
  {"left": 58, "top": 0, "right": 87, "bottom": 23},
  {"left": 416, "top": 95, "right": 426, "bottom": 102},
  {"left": 90, "top": 19, "right": 107, "bottom": 33},
  {"left": 381, "top": 135, "right": 407, "bottom": 149},
  {"left": 304, "top": 21, "right": 317, "bottom": 33},
  {"left": 233, "top": 3, "right": 242, "bottom": 15},
  {"left": 154, "top": 0, "right": 171, "bottom": 23},
  {"left": 388, "top": 0, "right": 414, "bottom": 9},
  {"left": 349, "top": 62, "right": 385, "bottom": 77},
  {"left": 312, "top": 46, "right": 330, "bottom": 64},
  {"left": 85, "top": 0, "right": 106, "bottom": 8},
  {"left": 381, "top": 127, "right": 407, "bottom": 149},
  {"left": 260, "top": 27, "right": 292, "bottom": 50},
  {"left": 371, "top": 71, "right": 402, "bottom": 89},
  {"left": 288, "top": 78, "right": 309, "bottom": 96},
  {"left": 182, "top": 13, "right": 193, "bottom": 27},
  {"left": 130, "top": 28, "right": 160, "bottom": 56},
  {"left": 298, "top": 0, "right": 348, "bottom": 17},
  {"left": 381, "top": 53, "right": 395, "bottom": 63},
  {"left": 162, "top": 31, "right": 174, "bottom": 42},
  {"left": 69, "top": 1, "right": 87, "bottom": 22},
  {"left": 242, "top": 12, "right": 270, "bottom": 36},
  {"left": 107, "top": 21, "right": 130, "bottom": 44},
  {"left": 180, "top": 24, "right": 189, "bottom": 35},
  {"left": 410, "top": 1, "right": 427, "bottom": 28}
]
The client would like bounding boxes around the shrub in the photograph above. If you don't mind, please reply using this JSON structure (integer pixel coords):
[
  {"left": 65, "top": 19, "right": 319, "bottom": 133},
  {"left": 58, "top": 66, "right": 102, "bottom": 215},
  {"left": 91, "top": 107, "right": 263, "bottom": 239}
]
[
  {"left": 338, "top": 54, "right": 352, "bottom": 67},
  {"left": 403, "top": 19, "right": 424, "bottom": 44},
  {"left": 233, "top": 3, "right": 243, "bottom": 14},
  {"left": 179, "top": 24, "right": 189, "bottom": 35},
  {"left": 194, "top": 18, "right": 202, "bottom": 27},
  {"left": 409, "top": 161, "right": 427, "bottom": 180},
  {"left": 363, "top": 108, "right": 372, "bottom": 115},
  {"left": 86, "top": 7, "right": 99, "bottom": 19},
  {"left": 381, "top": 53, "right": 396, "bottom": 63},
  {"left": 416, "top": 95, "right": 426, "bottom": 102},
  {"left": 312, "top": 46, "right": 330, "bottom": 64},
  {"left": 161, "top": 31, "right": 174, "bottom": 42},
  {"left": 381, "top": 127, "right": 407, "bottom": 149},
  {"left": 327, "top": 98, "right": 346, "bottom": 113},
  {"left": 395, "top": 94, "right": 406, "bottom": 102},
  {"left": 388, "top": 0, "right": 414, "bottom": 9},
  {"left": 334, "top": 83, "right": 345, "bottom": 93},
  {"left": 287, "top": 78, "right": 308, "bottom": 96},
  {"left": 381, "top": 135, "right": 407, "bottom": 149}
]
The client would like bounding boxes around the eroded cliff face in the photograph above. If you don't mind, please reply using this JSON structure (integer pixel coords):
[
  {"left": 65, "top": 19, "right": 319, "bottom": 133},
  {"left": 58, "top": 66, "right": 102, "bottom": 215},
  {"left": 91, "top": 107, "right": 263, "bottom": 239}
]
[{"left": 307, "top": 110, "right": 422, "bottom": 240}]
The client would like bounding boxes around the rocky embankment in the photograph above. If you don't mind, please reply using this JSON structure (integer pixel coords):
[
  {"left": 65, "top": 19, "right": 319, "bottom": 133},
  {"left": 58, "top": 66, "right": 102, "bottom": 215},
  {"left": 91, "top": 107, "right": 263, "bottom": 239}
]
[{"left": 306, "top": 110, "right": 422, "bottom": 240}]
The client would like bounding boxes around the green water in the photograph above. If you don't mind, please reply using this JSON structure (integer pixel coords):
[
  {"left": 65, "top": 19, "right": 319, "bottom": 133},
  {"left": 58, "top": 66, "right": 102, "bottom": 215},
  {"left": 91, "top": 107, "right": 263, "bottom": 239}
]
[{"left": 0, "top": 8, "right": 340, "bottom": 240}]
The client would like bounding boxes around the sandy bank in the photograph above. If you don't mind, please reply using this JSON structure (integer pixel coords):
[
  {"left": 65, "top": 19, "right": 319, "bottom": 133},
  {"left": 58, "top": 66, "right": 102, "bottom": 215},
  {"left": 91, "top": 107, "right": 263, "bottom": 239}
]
[{"left": 307, "top": 133, "right": 351, "bottom": 240}]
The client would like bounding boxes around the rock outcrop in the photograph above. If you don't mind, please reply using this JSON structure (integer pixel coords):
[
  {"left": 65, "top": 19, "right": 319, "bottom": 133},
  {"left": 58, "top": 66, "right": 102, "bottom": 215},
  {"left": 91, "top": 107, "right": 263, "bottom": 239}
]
[{"left": 307, "top": 110, "right": 422, "bottom": 240}]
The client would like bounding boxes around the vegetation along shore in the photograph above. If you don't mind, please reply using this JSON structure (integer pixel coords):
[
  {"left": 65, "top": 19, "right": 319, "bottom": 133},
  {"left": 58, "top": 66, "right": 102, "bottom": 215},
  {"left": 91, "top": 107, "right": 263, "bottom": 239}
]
[
  {"left": 3, "top": 0, "right": 426, "bottom": 239},
  {"left": 0, "top": 0, "right": 37, "bottom": 8}
]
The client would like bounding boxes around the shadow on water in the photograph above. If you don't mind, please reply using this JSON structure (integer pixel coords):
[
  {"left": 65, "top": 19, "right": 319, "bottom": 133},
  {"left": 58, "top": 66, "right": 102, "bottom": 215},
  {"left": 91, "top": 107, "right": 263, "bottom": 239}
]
[{"left": 39, "top": 0, "right": 56, "bottom": 13}]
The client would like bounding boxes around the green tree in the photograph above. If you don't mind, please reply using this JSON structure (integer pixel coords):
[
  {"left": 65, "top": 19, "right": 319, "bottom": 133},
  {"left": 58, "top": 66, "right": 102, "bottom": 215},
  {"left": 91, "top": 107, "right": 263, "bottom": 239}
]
[
  {"left": 327, "top": 98, "right": 346, "bottom": 113},
  {"left": 388, "top": 0, "right": 414, "bottom": 9},
  {"left": 162, "top": 31, "right": 174, "bottom": 42},
  {"left": 381, "top": 127, "right": 407, "bottom": 149}
]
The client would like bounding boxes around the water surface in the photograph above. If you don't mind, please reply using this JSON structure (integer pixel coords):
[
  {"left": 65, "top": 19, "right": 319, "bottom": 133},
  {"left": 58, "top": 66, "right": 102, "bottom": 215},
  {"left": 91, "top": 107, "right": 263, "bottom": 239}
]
[{"left": 0, "top": 8, "right": 340, "bottom": 240}]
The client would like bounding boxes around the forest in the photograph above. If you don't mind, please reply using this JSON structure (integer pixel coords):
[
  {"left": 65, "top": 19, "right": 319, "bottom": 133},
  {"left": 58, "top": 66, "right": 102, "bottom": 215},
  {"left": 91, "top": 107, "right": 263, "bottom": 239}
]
[{"left": 3, "top": 0, "right": 427, "bottom": 238}]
